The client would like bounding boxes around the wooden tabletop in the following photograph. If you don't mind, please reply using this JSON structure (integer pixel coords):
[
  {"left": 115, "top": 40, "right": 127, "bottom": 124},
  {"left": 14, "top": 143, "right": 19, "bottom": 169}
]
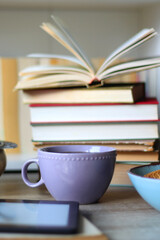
[{"left": 0, "top": 172, "right": 160, "bottom": 240}]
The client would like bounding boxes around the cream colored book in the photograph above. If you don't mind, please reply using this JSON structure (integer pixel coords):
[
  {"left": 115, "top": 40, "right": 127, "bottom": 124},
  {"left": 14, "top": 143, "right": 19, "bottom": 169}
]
[
  {"left": 21, "top": 83, "right": 145, "bottom": 104},
  {"left": 15, "top": 15, "right": 160, "bottom": 90},
  {"left": 0, "top": 214, "right": 108, "bottom": 240}
]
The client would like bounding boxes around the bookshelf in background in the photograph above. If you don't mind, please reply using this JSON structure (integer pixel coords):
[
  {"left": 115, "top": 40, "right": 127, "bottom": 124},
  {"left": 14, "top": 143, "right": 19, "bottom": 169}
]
[{"left": 0, "top": 58, "right": 20, "bottom": 153}]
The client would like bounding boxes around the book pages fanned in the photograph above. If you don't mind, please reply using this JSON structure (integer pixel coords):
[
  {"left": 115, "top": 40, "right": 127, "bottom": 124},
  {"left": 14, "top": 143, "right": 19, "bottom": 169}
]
[{"left": 15, "top": 15, "right": 160, "bottom": 90}]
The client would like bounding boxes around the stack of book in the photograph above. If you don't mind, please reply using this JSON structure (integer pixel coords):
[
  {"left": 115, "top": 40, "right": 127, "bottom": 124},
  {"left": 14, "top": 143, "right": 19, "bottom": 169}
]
[
  {"left": 15, "top": 15, "right": 160, "bottom": 186},
  {"left": 28, "top": 97, "right": 159, "bottom": 186}
]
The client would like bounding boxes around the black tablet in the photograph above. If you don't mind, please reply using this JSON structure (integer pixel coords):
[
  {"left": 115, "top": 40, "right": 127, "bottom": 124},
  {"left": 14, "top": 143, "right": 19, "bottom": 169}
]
[{"left": 0, "top": 199, "right": 79, "bottom": 234}]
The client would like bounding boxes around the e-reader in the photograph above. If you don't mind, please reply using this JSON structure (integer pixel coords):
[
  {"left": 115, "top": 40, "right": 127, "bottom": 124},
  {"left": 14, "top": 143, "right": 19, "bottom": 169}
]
[{"left": 0, "top": 199, "right": 79, "bottom": 234}]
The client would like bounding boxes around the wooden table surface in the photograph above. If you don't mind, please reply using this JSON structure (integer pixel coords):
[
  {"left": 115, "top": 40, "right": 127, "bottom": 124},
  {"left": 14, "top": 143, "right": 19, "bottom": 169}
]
[{"left": 0, "top": 172, "right": 160, "bottom": 240}]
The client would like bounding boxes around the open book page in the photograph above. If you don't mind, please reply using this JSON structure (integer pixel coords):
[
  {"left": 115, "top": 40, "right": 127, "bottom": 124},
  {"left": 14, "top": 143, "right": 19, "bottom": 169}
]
[
  {"left": 16, "top": 73, "right": 91, "bottom": 90},
  {"left": 19, "top": 65, "right": 91, "bottom": 77},
  {"left": 15, "top": 15, "right": 160, "bottom": 90},
  {"left": 16, "top": 57, "right": 160, "bottom": 90},
  {"left": 100, "top": 57, "right": 160, "bottom": 80},
  {"left": 28, "top": 53, "right": 89, "bottom": 68},
  {"left": 96, "top": 28, "right": 157, "bottom": 76},
  {"left": 51, "top": 15, "right": 95, "bottom": 74},
  {"left": 41, "top": 20, "right": 94, "bottom": 76},
  {"left": 40, "top": 17, "right": 158, "bottom": 82}
]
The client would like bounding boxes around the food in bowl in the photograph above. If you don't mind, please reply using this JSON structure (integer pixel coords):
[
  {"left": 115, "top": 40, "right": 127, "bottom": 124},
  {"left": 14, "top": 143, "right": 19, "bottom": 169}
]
[{"left": 144, "top": 169, "right": 160, "bottom": 179}]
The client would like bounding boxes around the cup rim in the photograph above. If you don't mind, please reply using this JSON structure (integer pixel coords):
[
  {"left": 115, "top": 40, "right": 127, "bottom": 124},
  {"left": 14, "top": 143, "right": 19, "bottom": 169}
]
[{"left": 38, "top": 145, "right": 116, "bottom": 155}]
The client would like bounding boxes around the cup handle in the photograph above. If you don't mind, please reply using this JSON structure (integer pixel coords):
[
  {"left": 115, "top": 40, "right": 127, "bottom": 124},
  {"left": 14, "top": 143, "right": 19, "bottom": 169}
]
[{"left": 21, "top": 158, "right": 44, "bottom": 188}]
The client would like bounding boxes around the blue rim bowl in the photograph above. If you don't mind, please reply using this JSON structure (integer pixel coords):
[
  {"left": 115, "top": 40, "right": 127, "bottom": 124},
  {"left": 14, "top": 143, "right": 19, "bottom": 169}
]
[{"left": 128, "top": 163, "right": 160, "bottom": 211}]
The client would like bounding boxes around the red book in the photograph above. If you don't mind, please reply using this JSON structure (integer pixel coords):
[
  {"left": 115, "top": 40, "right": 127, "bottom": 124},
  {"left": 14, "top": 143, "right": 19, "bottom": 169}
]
[{"left": 29, "top": 98, "right": 159, "bottom": 124}]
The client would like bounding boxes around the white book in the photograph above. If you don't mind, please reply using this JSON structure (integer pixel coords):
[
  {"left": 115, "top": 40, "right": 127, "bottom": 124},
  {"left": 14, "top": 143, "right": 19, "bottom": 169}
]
[
  {"left": 31, "top": 122, "right": 159, "bottom": 142},
  {"left": 29, "top": 98, "right": 159, "bottom": 123}
]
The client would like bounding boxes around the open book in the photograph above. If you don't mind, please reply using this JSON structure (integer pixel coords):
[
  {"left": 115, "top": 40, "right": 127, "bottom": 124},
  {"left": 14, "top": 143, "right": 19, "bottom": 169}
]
[{"left": 15, "top": 15, "right": 160, "bottom": 90}]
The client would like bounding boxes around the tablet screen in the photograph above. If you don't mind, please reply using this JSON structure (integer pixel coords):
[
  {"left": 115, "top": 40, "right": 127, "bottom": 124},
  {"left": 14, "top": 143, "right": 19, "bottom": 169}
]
[{"left": 0, "top": 200, "right": 79, "bottom": 234}]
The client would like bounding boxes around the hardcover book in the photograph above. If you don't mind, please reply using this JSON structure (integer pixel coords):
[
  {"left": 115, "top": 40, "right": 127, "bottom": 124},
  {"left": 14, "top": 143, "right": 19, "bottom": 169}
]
[
  {"left": 22, "top": 82, "right": 145, "bottom": 104},
  {"left": 29, "top": 98, "right": 158, "bottom": 123},
  {"left": 30, "top": 121, "right": 159, "bottom": 142}
]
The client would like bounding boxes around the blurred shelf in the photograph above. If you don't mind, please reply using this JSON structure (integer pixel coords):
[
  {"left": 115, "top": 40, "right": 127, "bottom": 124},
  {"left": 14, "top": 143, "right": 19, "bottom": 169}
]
[
  {"left": 0, "top": 0, "right": 159, "bottom": 10},
  {"left": 6, "top": 153, "right": 37, "bottom": 171}
]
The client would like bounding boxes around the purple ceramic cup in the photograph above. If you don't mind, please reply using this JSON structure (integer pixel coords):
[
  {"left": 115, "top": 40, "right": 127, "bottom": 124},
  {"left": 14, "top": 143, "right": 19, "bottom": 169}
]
[{"left": 21, "top": 145, "right": 116, "bottom": 204}]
